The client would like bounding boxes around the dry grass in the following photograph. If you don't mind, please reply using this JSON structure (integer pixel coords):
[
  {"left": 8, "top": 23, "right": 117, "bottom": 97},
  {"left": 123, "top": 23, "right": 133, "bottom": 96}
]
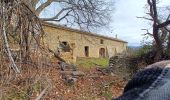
[{"left": 76, "top": 57, "right": 109, "bottom": 69}]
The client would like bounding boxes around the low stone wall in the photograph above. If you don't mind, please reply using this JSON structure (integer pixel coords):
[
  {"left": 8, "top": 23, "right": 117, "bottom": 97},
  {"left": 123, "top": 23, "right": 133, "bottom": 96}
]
[{"left": 108, "top": 55, "right": 140, "bottom": 78}]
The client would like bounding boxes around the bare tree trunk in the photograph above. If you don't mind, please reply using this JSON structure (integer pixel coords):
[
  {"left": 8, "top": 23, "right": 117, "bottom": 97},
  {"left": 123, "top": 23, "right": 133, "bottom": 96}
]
[
  {"left": 24, "top": 32, "right": 30, "bottom": 61},
  {"left": 147, "top": 0, "right": 168, "bottom": 62},
  {"left": 153, "top": 25, "right": 163, "bottom": 61},
  {"left": 167, "top": 33, "right": 170, "bottom": 53},
  {"left": 2, "top": 5, "right": 20, "bottom": 73}
]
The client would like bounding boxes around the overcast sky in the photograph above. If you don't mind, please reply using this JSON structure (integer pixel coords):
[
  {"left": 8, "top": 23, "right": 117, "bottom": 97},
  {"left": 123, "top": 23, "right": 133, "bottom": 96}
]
[
  {"left": 103, "top": 0, "right": 170, "bottom": 46},
  {"left": 110, "top": 0, "right": 147, "bottom": 46}
]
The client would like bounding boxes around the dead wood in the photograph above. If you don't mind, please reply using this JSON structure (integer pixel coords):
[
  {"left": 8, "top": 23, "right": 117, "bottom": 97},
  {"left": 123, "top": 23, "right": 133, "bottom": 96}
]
[
  {"left": 62, "top": 75, "right": 78, "bottom": 85},
  {"left": 60, "top": 71, "right": 85, "bottom": 76},
  {"left": 58, "top": 61, "right": 76, "bottom": 71},
  {"left": 48, "top": 48, "right": 66, "bottom": 62},
  {"left": 96, "top": 67, "right": 113, "bottom": 75},
  {"left": 35, "top": 85, "right": 49, "bottom": 100},
  {"left": 0, "top": 1, "right": 51, "bottom": 99},
  {"left": 0, "top": 0, "right": 45, "bottom": 73},
  {"left": 2, "top": 14, "right": 20, "bottom": 73}
]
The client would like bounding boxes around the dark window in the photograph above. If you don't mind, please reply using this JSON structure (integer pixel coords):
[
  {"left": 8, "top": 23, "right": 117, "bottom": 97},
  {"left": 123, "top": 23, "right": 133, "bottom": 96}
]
[
  {"left": 62, "top": 41, "right": 67, "bottom": 46},
  {"left": 100, "top": 39, "right": 104, "bottom": 44},
  {"left": 60, "top": 41, "right": 71, "bottom": 52}
]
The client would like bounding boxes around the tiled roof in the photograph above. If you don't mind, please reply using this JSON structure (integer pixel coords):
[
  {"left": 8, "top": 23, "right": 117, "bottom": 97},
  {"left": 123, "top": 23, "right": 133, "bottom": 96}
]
[{"left": 43, "top": 22, "right": 128, "bottom": 43}]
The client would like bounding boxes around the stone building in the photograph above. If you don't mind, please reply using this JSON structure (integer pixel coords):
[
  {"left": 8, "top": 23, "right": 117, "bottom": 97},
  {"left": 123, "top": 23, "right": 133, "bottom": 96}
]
[{"left": 43, "top": 22, "right": 127, "bottom": 63}]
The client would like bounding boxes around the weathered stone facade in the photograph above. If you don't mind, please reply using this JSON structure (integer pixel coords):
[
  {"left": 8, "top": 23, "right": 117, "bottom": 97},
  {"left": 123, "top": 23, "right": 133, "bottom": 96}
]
[{"left": 43, "top": 22, "right": 127, "bottom": 63}]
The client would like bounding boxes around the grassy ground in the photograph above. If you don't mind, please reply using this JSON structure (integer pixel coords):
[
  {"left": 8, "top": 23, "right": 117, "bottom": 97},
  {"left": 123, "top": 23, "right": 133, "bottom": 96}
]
[{"left": 76, "top": 57, "right": 109, "bottom": 68}]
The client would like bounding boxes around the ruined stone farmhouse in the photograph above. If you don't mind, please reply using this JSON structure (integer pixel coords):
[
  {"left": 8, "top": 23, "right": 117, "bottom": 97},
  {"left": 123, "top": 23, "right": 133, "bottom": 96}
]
[{"left": 43, "top": 22, "right": 127, "bottom": 63}]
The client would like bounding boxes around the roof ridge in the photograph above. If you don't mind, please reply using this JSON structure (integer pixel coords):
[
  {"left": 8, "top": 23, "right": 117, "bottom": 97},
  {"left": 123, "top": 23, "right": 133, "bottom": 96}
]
[{"left": 42, "top": 22, "right": 128, "bottom": 43}]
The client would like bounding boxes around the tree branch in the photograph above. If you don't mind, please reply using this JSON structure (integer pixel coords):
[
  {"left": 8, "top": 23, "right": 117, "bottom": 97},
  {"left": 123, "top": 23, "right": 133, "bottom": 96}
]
[
  {"left": 41, "top": 7, "right": 72, "bottom": 21},
  {"left": 157, "top": 20, "right": 170, "bottom": 28},
  {"left": 36, "top": 0, "right": 67, "bottom": 15},
  {"left": 148, "top": 0, "right": 154, "bottom": 18},
  {"left": 152, "top": 0, "right": 158, "bottom": 23},
  {"left": 36, "top": 0, "right": 56, "bottom": 15},
  {"left": 34, "top": 0, "right": 113, "bottom": 30},
  {"left": 2, "top": 6, "right": 20, "bottom": 73},
  {"left": 35, "top": 85, "right": 49, "bottom": 100},
  {"left": 30, "top": 0, "right": 39, "bottom": 8},
  {"left": 166, "top": 14, "right": 170, "bottom": 21},
  {"left": 137, "top": 16, "right": 153, "bottom": 21}
]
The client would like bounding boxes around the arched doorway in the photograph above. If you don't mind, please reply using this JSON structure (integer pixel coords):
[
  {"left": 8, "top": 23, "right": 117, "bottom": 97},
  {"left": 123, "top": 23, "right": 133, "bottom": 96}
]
[{"left": 99, "top": 48, "right": 105, "bottom": 58}]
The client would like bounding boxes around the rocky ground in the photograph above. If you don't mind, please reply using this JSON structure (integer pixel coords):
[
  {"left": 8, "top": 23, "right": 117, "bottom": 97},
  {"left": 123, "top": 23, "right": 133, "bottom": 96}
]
[
  {"left": 44, "top": 67, "right": 127, "bottom": 100},
  {"left": 40, "top": 56, "right": 133, "bottom": 100}
]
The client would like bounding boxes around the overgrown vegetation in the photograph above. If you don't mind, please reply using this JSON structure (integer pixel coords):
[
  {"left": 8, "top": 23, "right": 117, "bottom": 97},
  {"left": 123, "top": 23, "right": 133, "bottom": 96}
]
[
  {"left": 139, "top": 0, "right": 170, "bottom": 61},
  {"left": 134, "top": 45, "right": 153, "bottom": 57},
  {"left": 0, "top": 1, "right": 51, "bottom": 99},
  {"left": 129, "top": 43, "right": 170, "bottom": 66},
  {"left": 3, "top": 0, "right": 170, "bottom": 100},
  {"left": 76, "top": 57, "right": 109, "bottom": 68}
]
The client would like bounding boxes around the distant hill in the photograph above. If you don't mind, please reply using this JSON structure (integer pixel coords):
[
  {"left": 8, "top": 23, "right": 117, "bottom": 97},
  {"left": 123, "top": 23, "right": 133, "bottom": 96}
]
[
  {"left": 127, "top": 46, "right": 141, "bottom": 55},
  {"left": 128, "top": 46, "right": 141, "bottom": 50}
]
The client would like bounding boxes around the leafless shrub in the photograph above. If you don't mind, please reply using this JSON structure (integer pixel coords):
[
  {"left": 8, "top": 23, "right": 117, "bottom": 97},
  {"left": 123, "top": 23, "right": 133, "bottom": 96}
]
[{"left": 0, "top": 0, "right": 52, "bottom": 99}]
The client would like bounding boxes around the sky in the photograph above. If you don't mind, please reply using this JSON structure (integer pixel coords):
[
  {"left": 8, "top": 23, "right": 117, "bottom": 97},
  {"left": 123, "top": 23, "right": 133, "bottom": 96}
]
[
  {"left": 40, "top": 0, "right": 170, "bottom": 46},
  {"left": 109, "top": 0, "right": 148, "bottom": 46},
  {"left": 104, "top": 0, "right": 170, "bottom": 46}
]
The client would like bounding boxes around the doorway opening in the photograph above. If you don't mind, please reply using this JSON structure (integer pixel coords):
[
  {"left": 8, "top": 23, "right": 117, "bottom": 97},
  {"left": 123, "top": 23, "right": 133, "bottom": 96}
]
[
  {"left": 99, "top": 48, "right": 105, "bottom": 58},
  {"left": 84, "top": 46, "right": 89, "bottom": 57}
]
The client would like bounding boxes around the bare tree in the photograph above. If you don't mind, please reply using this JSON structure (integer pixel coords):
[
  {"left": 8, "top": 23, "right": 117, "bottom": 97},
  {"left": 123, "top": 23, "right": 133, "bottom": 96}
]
[
  {"left": 23, "top": 0, "right": 114, "bottom": 30},
  {"left": 0, "top": 1, "right": 52, "bottom": 99},
  {"left": 140, "top": 0, "right": 170, "bottom": 61},
  {"left": 0, "top": 0, "right": 45, "bottom": 73}
]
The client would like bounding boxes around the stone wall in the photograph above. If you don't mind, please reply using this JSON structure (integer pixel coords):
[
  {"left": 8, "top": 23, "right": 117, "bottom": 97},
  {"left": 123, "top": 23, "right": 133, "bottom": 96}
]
[{"left": 43, "top": 23, "right": 127, "bottom": 63}]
